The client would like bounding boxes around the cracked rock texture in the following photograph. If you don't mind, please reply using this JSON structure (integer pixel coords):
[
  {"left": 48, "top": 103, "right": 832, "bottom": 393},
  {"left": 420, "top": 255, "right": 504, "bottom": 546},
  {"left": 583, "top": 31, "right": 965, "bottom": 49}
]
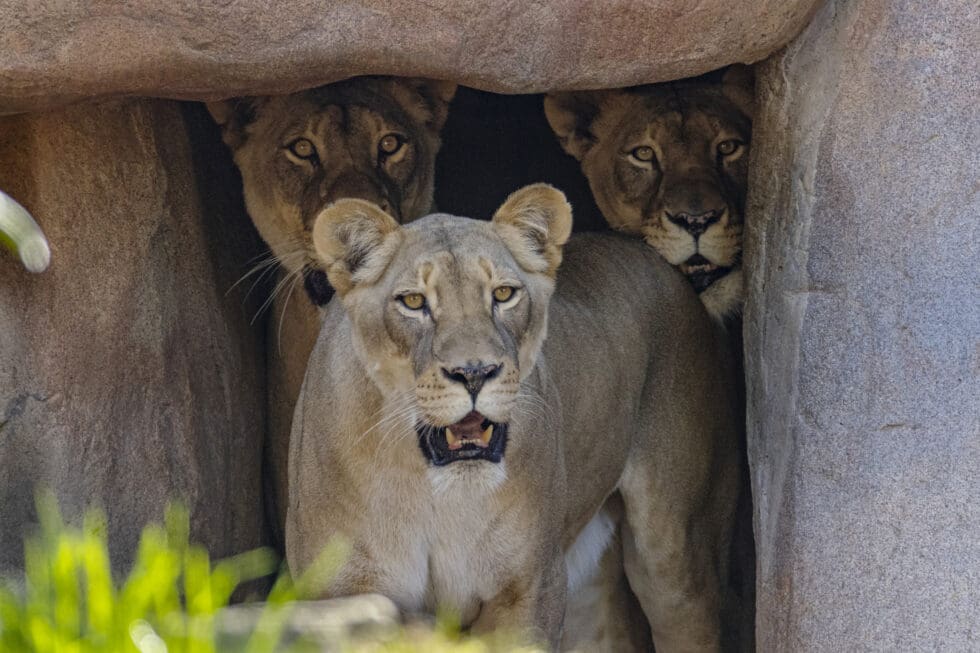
[
  {"left": 745, "top": 0, "right": 979, "bottom": 649},
  {"left": 0, "top": 0, "right": 821, "bottom": 114},
  {"left": 0, "top": 100, "right": 268, "bottom": 572}
]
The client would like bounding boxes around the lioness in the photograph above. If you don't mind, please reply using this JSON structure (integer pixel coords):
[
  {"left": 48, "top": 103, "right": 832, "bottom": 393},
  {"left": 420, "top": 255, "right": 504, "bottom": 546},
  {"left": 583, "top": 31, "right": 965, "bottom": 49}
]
[
  {"left": 208, "top": 77, "right": 456, "bottom": 541},
  {"left": 287, "top": 184, "right": 741, "bottom": 650},
  {"left": 544, "top": 67, "right": 753, "bottom": 323}
]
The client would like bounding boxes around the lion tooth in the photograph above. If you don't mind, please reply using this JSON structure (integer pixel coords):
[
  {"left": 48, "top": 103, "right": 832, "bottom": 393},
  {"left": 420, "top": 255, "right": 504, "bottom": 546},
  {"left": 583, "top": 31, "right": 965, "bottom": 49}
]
[
  {"left": 445, "top": 428, "right": 458, "bottom": 446},
  {"left": 481, "top": 425, "right": 493, "bottom": 444}
]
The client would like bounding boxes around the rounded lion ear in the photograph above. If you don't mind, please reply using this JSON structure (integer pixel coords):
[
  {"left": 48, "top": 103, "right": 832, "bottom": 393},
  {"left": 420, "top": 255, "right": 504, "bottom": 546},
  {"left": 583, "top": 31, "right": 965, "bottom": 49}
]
[
  {"left": 492, "top": 184, "right": 572, "bottom": 278},
  {"left": 544, "top": 92, "right": 606, "bottom": 160},
  {"left": 205, "top": 96, "right": 268, "bottom": 150},
  {"left": 721, "top": 65, "right": 755, "bottom": 116},
  {"left": 402, "top": 78, "right": 458, "bottom": 131},
  {"left": 313, "top": 200, "right": 401, "bottom": 296},
  {"left": 205, "top": 100, "right": 235, "bottom": 127}
]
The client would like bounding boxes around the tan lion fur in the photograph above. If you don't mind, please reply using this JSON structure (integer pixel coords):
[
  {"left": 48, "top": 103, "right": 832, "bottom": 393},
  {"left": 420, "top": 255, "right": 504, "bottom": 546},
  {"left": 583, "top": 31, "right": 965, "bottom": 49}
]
[
  {"left": 209, "top": 77, "right": 456, "bottom": 543},
  {"left": 286, "top": 185, "right": 741, "bottom": 651},
  {"left": 546, "top": 69, "right": 755, "bottom": 650}
]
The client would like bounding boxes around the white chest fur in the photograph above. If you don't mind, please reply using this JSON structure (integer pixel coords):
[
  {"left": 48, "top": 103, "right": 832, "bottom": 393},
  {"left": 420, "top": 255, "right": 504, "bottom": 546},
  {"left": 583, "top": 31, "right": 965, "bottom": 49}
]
[{"left": 354, "top": 459, "right": 525, "bottom": 625}]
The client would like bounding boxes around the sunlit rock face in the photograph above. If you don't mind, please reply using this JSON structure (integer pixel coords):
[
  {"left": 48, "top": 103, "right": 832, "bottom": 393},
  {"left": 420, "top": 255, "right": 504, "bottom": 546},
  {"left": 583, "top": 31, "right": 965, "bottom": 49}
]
[
  {"left": 0, "top": 101, "right": 269, "bottom": 572},
  {"left": 745, "top": 0, "right": 980, "bottom": 649},
  {"left": 0, "top": 0, "right": 820, "bottom": 114}
]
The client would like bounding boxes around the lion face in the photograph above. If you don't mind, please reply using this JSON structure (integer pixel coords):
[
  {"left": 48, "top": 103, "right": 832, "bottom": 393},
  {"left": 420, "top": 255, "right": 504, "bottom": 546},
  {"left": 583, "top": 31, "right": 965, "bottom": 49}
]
[
  {"left": 209, "top": 76, "right": 456, "bottom": 305},
  {"left": 313, "top": 185, "right": 571, "bottom": 468},
  {"left": 545, "top": 67, "right": 752, "bottom": 319}
]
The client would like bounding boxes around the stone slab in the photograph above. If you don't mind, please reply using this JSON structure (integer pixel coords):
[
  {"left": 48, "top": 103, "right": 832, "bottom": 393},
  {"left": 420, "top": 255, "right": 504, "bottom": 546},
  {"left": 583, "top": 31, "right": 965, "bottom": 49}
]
[{"left": 0, "top": 0, "right": 821, "bottom": 114}]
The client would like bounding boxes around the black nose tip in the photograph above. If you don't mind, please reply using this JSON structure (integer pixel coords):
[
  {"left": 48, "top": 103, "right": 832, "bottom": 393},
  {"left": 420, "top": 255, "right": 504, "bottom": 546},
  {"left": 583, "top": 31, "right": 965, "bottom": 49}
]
[
  {"left": 667, "top": 209, "right": 723, "bottom": 238},
  {"left": 442, "top": 363, "right": 502, "bottom": 400}
]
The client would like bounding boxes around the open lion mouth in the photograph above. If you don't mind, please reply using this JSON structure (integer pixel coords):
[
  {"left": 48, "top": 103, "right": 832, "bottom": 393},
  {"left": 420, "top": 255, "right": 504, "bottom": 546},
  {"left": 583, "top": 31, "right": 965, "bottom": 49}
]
[
  {"left": 416, "top": 411, "right": 508, "bottom": 466},
  {"left": 680, "top": 254, "right": 732, "bottom": 293}
]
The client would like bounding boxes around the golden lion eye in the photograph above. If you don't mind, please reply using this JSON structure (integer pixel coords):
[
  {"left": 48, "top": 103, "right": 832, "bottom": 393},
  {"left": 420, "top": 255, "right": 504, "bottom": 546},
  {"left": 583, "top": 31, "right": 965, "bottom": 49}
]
[
  {"left": 399, "top": 293, "right": 425, "bottom": 310},
  {"left": 630, "top": 146, "right": 656, "bottom": 163},
  {"left": 493, "top": 286, "right": 515, "bottom": 303},
  {"left": 379, "top": 133, "right": 405, "bottom": 156},
  {"left": 717, "top": 139, "right": 742, "bottom": 156},
  {"left": 287, "top": 138, "right": 318, "bottom": 161}
]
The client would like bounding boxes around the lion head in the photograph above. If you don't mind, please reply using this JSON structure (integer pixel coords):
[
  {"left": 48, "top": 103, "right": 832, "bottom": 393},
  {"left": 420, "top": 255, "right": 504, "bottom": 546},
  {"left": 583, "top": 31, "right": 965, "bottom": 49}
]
[
  {"left": 312, "top": 184, "right": 571, "bottom": 471},
  {"left": 208, "top": 76, "right": 456, "bottom": 305},
  {"left": 544, "top": 67, "right": 753, "bottom": 321}
]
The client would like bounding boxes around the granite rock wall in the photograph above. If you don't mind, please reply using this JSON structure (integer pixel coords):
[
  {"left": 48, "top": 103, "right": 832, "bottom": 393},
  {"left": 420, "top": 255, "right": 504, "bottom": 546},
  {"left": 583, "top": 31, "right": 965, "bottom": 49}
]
[
  {"left": 745, "top": 0, "right": 980, "bottom": 648},
  {"left": 0, "top": 100, "right": 268, "bottom": 572}
]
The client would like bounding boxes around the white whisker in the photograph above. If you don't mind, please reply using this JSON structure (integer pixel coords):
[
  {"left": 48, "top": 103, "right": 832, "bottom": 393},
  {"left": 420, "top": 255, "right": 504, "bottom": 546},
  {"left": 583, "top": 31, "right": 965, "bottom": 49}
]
[
  {"left": 228, "top": 253, "right": 276, "bottom": 291},
  {"left": 276, "top": 271, "right": 306, "bottom": 356},
  {"left": 252, "top": 264, "right": 304, "bottom": 325}
]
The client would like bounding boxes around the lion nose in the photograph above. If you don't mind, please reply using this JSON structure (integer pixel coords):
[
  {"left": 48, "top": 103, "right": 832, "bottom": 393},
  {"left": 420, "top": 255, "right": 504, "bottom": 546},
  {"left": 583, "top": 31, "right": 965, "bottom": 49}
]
[
  {"left": 667, "top": 209, "right": 723, "bottom": 238},
  {"left": 442, "top": 363, "right": 502, "bottom": 400}
]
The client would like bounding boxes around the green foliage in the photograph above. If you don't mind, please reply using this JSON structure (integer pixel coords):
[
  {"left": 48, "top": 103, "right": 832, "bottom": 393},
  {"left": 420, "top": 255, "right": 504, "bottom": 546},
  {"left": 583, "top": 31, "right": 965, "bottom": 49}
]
[
  {"left": 0, "top": 491, "right": 322, "bottom": 653},
  {"left": 0, "top": 492, "right": 541, "bottom": 653}
]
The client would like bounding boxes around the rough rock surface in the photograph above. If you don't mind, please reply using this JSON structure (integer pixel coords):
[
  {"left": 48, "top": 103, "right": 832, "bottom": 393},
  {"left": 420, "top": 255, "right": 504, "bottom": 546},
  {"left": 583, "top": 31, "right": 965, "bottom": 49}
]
[
  {"left": 216, "top": 595, "right": 399, "bottom": 650},
  {"left": 0, "top": 100, "right": 269, "bottom": 572},
  {"left": 0, "top": 0, "right": 821, "bottom": 114},
  {"left": 744, "top": 0, "right": 979, "bottom": 649}
]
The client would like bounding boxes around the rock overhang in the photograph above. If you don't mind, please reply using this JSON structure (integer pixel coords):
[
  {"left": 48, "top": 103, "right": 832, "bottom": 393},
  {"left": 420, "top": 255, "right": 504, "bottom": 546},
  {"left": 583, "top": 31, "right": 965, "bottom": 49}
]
[{"left": 0, "top": 0, "right": 824, "bottom": 115}]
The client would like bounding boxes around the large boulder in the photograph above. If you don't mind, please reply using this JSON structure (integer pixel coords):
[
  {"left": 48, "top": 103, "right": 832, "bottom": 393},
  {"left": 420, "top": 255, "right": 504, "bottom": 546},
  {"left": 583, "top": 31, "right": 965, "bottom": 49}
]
[
  {"left": 745, "top": 0, "right": 979, "bottom": 648},
  {"left": 0, "top": 0, "right": 821, "bottom": 114},
  {"left": 0, "top": 100, "right": 268, "bottom": 572}
]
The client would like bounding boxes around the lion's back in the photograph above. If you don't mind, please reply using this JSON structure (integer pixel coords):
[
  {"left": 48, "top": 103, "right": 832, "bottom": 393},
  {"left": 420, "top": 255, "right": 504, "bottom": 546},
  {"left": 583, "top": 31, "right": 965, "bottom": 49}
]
[
  {"left": 549, "top": 232, "right": 707, "bottom": 353},
  {"left": 540, "top": 232, "right": 731, "bottom": 528},
  {"left": 542, "top": 232, "right": 720, "bottom": 433}
]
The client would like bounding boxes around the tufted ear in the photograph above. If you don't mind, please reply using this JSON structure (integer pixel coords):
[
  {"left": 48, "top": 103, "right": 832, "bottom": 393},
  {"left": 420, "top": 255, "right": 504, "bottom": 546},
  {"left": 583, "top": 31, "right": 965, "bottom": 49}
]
[
  {"left": 543, "top": 91, "right": 608, "bottom": 160},
  {"left": 492, "top": 184, "right": 572, "bottom": 278},
  {"left": 721, "top": 64, "right": 755, "bottom": 117},
  {"left": 206, "top": 97, "right": 269, "bottom": 150},
  {"left": 312, "top": 199, "right": 402, "bottom": 297}
]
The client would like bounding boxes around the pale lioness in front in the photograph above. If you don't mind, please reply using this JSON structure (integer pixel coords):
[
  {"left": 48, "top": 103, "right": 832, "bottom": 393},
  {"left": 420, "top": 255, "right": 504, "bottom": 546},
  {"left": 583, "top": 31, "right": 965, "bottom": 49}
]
[
  {"left": 544, "top": 67, "right": 753, "bottom": 324},
  {"left": 208, "top": 76, "right": 456, "bottom": 542},
  {"left": 286, "top": 184, "right": 741, "bottom": 650}
]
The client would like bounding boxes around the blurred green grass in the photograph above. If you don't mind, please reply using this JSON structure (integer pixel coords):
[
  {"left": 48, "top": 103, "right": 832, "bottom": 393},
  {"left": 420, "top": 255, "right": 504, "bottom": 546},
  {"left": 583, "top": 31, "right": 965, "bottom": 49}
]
[{"left": 0, "top": 492, "right": 541, "bottom": 653}]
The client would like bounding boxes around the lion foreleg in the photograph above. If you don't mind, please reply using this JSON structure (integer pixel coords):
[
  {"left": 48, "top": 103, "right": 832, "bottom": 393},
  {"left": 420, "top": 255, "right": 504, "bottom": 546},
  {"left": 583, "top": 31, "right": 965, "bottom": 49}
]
[{"left": 471, "top": 549, "right": 567, "bottom": 650}]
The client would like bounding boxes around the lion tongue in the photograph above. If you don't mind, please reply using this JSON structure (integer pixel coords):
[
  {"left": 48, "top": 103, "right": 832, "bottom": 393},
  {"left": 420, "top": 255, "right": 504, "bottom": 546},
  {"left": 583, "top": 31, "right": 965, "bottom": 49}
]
[{"left": 445, "top": 411, "right": 491, "bottom": 450}]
